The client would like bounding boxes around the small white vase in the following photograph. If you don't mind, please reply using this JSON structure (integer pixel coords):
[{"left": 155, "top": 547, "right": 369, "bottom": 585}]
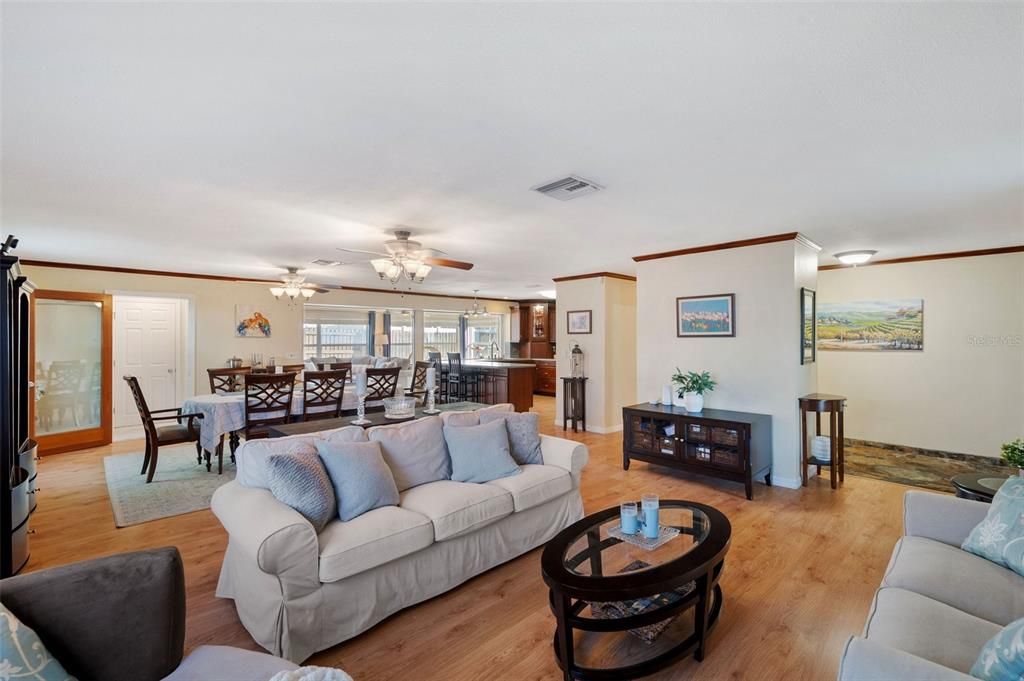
[
  {"left": 683, "top": 392, "right": 704, "bottom": 412},
  {"left": 672, "top": 393, "right": 686, "bottom": 408}
]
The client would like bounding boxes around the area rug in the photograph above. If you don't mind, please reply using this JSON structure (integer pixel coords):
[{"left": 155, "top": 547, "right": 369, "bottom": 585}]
[
  {"left": 104, "top": 444, "right": 235, "bottom": 527},
  {"left": 844, "top": 440, "right": 1010, "bottom": 493}
]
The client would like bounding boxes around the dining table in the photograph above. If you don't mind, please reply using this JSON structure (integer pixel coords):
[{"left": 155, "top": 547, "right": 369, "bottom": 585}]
[{"left": 182, "top": 390, "right": 363, "bottom": 455}]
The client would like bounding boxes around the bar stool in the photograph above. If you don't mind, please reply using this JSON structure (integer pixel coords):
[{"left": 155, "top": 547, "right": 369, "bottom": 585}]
[
  {"left": 446, "top": 353, "right": 480, "bottom": 403},
  {"left": 798, "top": 393, "right": 846, "bottom": 489}
]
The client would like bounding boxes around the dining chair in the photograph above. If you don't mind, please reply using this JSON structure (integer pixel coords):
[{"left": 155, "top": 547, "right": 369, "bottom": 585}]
[
  {"left": 404, "top": 361, "right": 432, "bottom": 401},
  {"left": 38, "top": 360, "right": 85, "bottom": 430},
  {"left": 242, "top": 374, "right": 297, "bottom": 458},
  {"left": 207, "top": 367, "right": 246, "bottom": 394},
  {"left": 302, "top": 368, "right": 348, "bottom": 421},
  {"left": 365, "top": 367, "right": 401, "bottom": 401},
  {"left": 446, "top": 353, "right": 480, "bottom": 403},
  {"left": 427, "top": 352, "right": 446, "bottom": 403},
  {"left": 123, "top": 376, "right": 204, "bottom": 483}
]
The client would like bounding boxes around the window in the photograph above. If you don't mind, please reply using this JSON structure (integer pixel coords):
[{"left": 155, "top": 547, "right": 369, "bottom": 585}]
[
  {"left": 466, "top": 314, "right": 503, "bottom": 358},
  {"left": 423, "top": 310, "right": 462, "bottom": 358},
  {"left": 386, "top": 310, "right": 414, "bottom": 360},
  {"left": 303, "top": 306, "right": 371, "bottom": 359}
]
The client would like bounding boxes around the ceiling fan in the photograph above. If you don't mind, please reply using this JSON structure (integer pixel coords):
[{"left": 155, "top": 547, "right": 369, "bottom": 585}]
[
  {"left": 260, "top": 267, "right": 342, "bottom": 301},
  {"left": 332, "top": 229, "right": 474, "bottom": 285}
]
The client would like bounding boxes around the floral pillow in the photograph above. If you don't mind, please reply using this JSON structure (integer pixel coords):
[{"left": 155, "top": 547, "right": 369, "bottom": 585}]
[
  {"left": 0, "top": 604, "right": 75, "bottom": 680},
  {"left": 971, "top": 616, "right": 1024, "bottom": 681},
  {"left": 962, "top": 477, "right": 1024, "bottom": 577}
]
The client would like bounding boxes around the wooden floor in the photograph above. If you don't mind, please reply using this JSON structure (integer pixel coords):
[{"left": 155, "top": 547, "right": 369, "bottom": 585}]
[{"left": 26, "top": 396, "right": 911, "bottom": 680}]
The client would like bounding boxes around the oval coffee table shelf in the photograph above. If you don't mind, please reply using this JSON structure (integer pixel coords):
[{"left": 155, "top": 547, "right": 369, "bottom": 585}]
[{"left": 541, "top": 500, "right": 731, "bottom": 680}]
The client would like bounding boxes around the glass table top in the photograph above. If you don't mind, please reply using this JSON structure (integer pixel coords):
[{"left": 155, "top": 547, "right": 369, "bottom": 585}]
[{"left": 563, "top": 502, "right": 711, "bottom": 578}]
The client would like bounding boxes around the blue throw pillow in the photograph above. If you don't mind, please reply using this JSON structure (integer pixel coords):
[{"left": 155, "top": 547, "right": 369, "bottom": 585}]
[
  {"left": 443, "top": 418, "right": 521, "bottom": 484},
  {"left": 265, "top": 450, "right": 337, "bottom": 532},
  {"left": 971, "top": 617, "right": 1024, "bottom": 681},
  {"left": 316, "top": 440, "right": 400, "bottom": 521},
  {"left": 962, "top": 477, "right": 1024, "bottom": 577},
  {"left": 0, "top": 604, "right": 76, "bottom": 680}
]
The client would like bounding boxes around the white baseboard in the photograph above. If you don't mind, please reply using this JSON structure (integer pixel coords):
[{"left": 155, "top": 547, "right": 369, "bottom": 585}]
[
  {"left": 550, "top": 419, "right": 622, "bottom": 435},
  {"left": 771, "top": 475, "right": 802, "bottom": 490},
  {"left": 113, "top": 425, "right": 145, "bottom": 442}
]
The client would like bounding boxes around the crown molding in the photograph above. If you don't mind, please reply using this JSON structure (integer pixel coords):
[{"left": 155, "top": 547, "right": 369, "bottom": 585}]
[
  {"left": 817, "top": 245, "right": 1024, "bottom": 270},
  {"left": 632, "top": 232, "right": 800, "bottom": 262},
  {"left": 552, "top": 271, "right": 637, "bottom": 283}
]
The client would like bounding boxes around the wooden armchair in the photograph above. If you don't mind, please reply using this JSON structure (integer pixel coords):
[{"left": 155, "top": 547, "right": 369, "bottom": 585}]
[
  {"left": 123, "top": 376, "right": 203, "bottom": 483},
  {"left": 207, "top": 367, "right": 246, "bottom": 394},
  {"left": 365, "top": 367, "right": 401, "bottom": 401},
  {"left": 302, "top": 369, "right": 348, "bottom": 421},
  {"left": 405, "top": 360, "right": 432, "bottom": 401},
  {"left": 242, "top": 373, "right": 297, "bottom": 453}
]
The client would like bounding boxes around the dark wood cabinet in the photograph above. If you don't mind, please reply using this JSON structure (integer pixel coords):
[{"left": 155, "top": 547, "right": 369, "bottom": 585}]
[
  {"left": 534, "top": 361, "right": 556, "bottom": 396},
  {"left": 2, "top": 238, "right": 35, "bottom": 577},
  {"left": 622, "top": 403, "right": 772, "bottom": 500}
]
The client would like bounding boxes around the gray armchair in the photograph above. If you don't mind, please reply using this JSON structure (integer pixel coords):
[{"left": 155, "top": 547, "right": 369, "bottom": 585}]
[{"left": 0, "top": 547, "right": 296, "bottom": 681}]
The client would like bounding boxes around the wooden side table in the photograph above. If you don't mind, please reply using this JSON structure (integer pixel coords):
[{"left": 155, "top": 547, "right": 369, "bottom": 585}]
[
  {"left": 798, "top": 393, "right": 846, "bottom": 489},
  {"left": 561, "top": 377, "right": 587, "bottom": 433}
]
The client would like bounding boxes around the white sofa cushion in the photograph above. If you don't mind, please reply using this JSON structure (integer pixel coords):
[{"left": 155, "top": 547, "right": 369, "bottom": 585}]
[
  {"left": 864, "top": 587, "right": 1001, "bottom": 673},
  {"left": 399, "top": 480, "right": 513, "bottom": 541},
  {"left": 485, "top": 464, "right": 572, "bottom": 512},
  {"left": 882, "top": 536, "right": 1024, "bottom": 626},
  {"left": 368, "top": 415, "right": 450, "bottom": 491},
  {"left": 439, "top": 403, "right": 513, "bottom": 428},
  {"left": 317, "top": 506, "right": 433, "bottom": 583},
  {"left": 236, "top": 426, "right": 368, "bottom": 489}
]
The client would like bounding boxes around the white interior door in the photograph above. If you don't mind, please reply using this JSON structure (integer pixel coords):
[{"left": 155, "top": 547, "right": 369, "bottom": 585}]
[{"left": 114, "top": 297, "right": 182, "bottom": 428}]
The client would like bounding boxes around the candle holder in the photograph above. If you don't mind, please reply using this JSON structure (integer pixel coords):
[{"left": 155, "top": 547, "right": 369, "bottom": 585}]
[
  {"left": 351, "top": 393, "right": 371, "bottom": 425},
  {"left": 423, "top": 387, "right": 440, "bottom": 415}
]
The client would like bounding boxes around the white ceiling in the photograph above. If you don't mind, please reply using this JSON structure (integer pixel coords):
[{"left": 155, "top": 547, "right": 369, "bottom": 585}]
[{"left": 3, "top": 2, "right": 1022, "bottom": 299}]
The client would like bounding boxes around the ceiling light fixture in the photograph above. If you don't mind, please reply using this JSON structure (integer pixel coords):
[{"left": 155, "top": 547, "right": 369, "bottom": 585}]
[
  {"left": 269, "top": 268, "right": 321, "bottom": 301},
  {"left": 834, "top": 250, "right": 878, "bottom": 266},
  {"left": 464, "top": 290, "right": 487, "bottom": 318}
]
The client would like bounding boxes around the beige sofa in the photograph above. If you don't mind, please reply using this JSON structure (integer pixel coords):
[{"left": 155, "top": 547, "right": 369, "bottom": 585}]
[
  {"left": 212, "top": 407, "right": 589, "bottom": 663},
  {"left": 838, "top": 490, "right": 1024, "bottom": 680}
]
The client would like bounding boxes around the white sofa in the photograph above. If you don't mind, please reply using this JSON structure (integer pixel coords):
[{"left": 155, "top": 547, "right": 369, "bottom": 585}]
[
  {"left": 211, "top": 406, "right": 589, "bottom": 663},
  {"left": 838, "top": 490, "right": 1024, "bottom": 680}
]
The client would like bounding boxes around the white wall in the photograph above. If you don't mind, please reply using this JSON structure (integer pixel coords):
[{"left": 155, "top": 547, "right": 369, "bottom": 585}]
[
  {"left": 554, "top": 276, "right": 637, "bottom": 432},
  {"left": 817, "top": 252, "right": 1024, "bottom": 458},
  {"left": 636, "top": 238, "right": 818, "bottom": 488},
  {"left": 23, "top": 265, "right": 509, "bottom": 395}
]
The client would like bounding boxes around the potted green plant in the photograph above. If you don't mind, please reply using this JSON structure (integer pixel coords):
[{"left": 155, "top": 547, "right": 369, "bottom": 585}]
[
  {"left": 671, "top": 369, "right": 716, "bottom": 413},
  {"left": 1001, "top": 438, "right": 1024, "bottom": 477}
]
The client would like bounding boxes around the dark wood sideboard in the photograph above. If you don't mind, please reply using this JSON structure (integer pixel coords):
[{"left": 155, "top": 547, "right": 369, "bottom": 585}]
[{"left": 622, "top": 403, "right": 772, "bottom": 500}]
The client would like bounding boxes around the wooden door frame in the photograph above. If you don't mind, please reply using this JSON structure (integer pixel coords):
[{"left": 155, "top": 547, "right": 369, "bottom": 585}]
[{"left": 33, "top": 290, "right": 113, "bottom": 455}]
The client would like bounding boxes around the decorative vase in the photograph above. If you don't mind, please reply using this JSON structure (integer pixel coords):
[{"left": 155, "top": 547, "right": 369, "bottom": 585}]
[
  {"left": 683, "top": 392, "right": 704, "bottom": 412},
  {"left": 672, "top": 393, "right": 686, "bottom": 408}
]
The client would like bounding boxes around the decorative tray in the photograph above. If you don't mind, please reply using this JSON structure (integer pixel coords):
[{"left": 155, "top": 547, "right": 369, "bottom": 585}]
[{"left": 607, "top": 524, "right": 680, "bottom": 551}]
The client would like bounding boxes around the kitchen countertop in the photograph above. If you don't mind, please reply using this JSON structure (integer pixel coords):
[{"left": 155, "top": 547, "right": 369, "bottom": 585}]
[{"left": 462, "top": 360, "right": 537, "bottom": 369}]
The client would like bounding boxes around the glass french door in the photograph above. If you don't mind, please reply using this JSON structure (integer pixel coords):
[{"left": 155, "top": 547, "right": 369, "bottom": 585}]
[{"left": 32, "top": 290, "right": 112, "bottom": 454}]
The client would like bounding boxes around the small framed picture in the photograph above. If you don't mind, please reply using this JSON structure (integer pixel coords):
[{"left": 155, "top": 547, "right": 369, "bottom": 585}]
[
  {"left": 566, "top": 309, "right": 592, "bottom": 334},
  {"left": 676, "top": 294, "right": 735, "bottom": 337},
  {"left": 800, "top": 287, "right": 816, "bottom": 364}
]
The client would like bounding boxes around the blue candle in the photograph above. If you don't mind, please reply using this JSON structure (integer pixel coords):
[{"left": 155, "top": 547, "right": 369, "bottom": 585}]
[
  {"left": 641, "top": 494, "right": 660, "bottom": 539},
  {"left": 620, "top": 503, "right": 638, "bottom": 535}
]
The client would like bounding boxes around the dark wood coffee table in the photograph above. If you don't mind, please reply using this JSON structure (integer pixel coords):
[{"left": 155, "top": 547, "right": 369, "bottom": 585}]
[
  {"left": 266, "top": 401, "right": 487, "bottom": 437},
  {"left": 951, "top": 473, "right": 1009, "bottom": 503},
  {"left": 541, "top": 500, "right": 731, "bottom": 680}
]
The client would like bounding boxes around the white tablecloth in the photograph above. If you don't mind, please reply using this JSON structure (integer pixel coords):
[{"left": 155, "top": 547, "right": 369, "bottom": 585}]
[{"left": 182, "top": 391, "right": 362, "bottom": 452}]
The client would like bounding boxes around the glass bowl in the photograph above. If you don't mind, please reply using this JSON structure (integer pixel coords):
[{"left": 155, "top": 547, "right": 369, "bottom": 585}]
[{"left": 383, "top": 396, "right": 416, "bottom": 419}]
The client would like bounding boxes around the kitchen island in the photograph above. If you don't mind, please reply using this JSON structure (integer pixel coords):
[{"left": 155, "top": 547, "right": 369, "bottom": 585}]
[{"left": 460, "top": 360, "right": 535, "bottom": 412}]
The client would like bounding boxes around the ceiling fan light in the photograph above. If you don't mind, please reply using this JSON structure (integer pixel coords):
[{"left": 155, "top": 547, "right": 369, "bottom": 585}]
[
  {"left": 402, "top": 259, "right": 423, "bottom": 277},
  {"left": 834, "top": 250, "right": 878, "bottom": 266},
  {"left": 371, "top": 259, "right": 393, "bottom": 277},
  {"left": 299, "top": 288, "right": 315, "bottom": 298},
  {"left": 283, "top": 286, "right": 300, "bottom": 299},
  {"left": 414, "top": 264, "right": 432, "bottom": 281},
  {"left": 269, "top": 287, "right": 285, "bottom": 298}
]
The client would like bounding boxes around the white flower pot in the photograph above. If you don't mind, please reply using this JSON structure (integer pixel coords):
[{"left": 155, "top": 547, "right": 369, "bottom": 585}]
[{"left": 683, "top": 392, "right": 704, "bottom": 412}]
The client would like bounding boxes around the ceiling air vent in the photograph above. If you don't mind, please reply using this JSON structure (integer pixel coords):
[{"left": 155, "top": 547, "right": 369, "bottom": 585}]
[
  {"left": 311, "top": 259, "right": 342, "bottom": 267},
  {"left": 532, "top": 175, "right": 603, "bottom": 201}
]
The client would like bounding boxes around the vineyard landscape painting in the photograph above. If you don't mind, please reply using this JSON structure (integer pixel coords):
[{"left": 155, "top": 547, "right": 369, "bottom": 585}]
[{"left": 817, "top": 299, "right": 923, "bottom": 351}]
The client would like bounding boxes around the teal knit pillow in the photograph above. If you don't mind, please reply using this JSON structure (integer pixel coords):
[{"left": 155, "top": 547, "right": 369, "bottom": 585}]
[
  {"left": 962, "top": 477, "right": 1024, "bottom": 577},
  {"left": 971, "top": 617, "right": 1024, "bottom": 681},
  {"left": 0, "top": 603, "right": 76, "bottom": 680}
]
